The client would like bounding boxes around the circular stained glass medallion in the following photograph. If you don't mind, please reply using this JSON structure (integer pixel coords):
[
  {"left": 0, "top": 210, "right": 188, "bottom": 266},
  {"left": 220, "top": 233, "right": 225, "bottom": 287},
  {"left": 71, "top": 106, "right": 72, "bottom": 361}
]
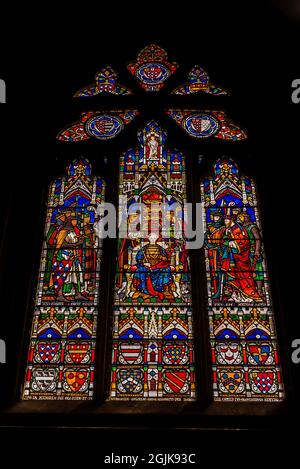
[
  {"left": 85, "top": 115, "right": 124, "bottom": 140},
  {"left": 136, "top": 63, "right": 170, "bottom": 85},
  {"left": 184, "top": 114, "right": 220, "bottom": 138}
]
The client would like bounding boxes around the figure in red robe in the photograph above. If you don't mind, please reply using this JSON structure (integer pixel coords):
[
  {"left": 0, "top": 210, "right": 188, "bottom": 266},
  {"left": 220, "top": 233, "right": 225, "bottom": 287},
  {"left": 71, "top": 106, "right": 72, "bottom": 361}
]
[{"left": 218, "top": 215, "right": 262, "bottom": 302}]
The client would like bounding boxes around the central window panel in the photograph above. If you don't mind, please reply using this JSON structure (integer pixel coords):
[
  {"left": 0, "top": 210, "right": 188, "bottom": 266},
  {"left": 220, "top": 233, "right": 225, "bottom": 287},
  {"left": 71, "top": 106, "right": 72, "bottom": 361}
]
[{"left": 110, "top": 121, "right": 196, "bottom": 400}]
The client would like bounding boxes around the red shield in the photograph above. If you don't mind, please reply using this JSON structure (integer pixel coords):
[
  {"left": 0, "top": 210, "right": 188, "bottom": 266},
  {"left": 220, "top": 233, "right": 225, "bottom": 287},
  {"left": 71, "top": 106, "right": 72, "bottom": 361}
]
[
  {"left": 38, "top": 342, "right": 60, "bottom": 363},
  {"left": 164, "top": 370, "right": 188, "bottom": 393},
  {"left": 252, "top": 371, "right": 274, "bottom": 393},
  {"left": 95, "top": 118, "right": 114, "bottom": 135},
  {"left": 144, "top": 66, "right": 163, "bottom": 80},
  {"left": 67, "top": 343, "right": 89, "bottom": 364}
]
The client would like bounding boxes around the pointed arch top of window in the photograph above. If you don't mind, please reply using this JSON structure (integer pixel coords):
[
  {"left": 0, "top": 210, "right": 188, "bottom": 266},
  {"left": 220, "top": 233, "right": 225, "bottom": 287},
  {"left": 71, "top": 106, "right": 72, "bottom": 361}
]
[
  {"left": 74, "top": 66, "right": 133, "bottom": 97},
  {"left": 172, "top": 66, "right": 228, "bottom": 96},
  {"left": 127, "top": 44, "right": 178, "bottom": 92}
]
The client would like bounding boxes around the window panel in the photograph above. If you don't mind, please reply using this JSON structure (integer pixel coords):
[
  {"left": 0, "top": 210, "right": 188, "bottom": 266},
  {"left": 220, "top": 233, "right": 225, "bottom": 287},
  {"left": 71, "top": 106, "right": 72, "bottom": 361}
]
[
  {"left": 23, "top": 159, "right": 105, "bottom": 400},
  {"left": 201, "top": 158, "right": 284, "bottom": 401},
  {"left": 110, "top": 122, "right": 196, "bottom": 401}
]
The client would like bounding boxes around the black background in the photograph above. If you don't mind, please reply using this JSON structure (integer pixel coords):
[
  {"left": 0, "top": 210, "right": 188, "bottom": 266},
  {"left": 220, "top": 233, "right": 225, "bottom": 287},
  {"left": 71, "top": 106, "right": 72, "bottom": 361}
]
[{"left": 0, "top": 0, "right": 299, "bottom": 461}]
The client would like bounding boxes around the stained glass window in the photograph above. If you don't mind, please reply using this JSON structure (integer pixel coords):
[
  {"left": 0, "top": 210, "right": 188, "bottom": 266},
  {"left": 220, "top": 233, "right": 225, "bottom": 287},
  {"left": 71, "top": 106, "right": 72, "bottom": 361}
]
[
  {"left": 23, "top": 159, "right": 105, "bottom": 400},
  {"left": 201, "top": 158, "right": 284, "bottom": 401},
  {"left": 110, "top": 122, "right": 195, "bottom": 400},
  {"left": 23, "top": 44, "right": 285, "bottom": 405}
]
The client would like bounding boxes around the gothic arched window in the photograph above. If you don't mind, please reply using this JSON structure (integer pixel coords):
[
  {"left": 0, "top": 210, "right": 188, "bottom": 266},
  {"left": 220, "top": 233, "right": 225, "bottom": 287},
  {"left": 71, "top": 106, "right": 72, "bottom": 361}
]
[
  {"left": 22, "top": 45, "right": 284, "bottom": 404},
  {"left": 23, "top": 160, "right": 105, "bottom": 399},
  {"left": 201, "top": 158, "right": 284, "bottom": 401}
]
